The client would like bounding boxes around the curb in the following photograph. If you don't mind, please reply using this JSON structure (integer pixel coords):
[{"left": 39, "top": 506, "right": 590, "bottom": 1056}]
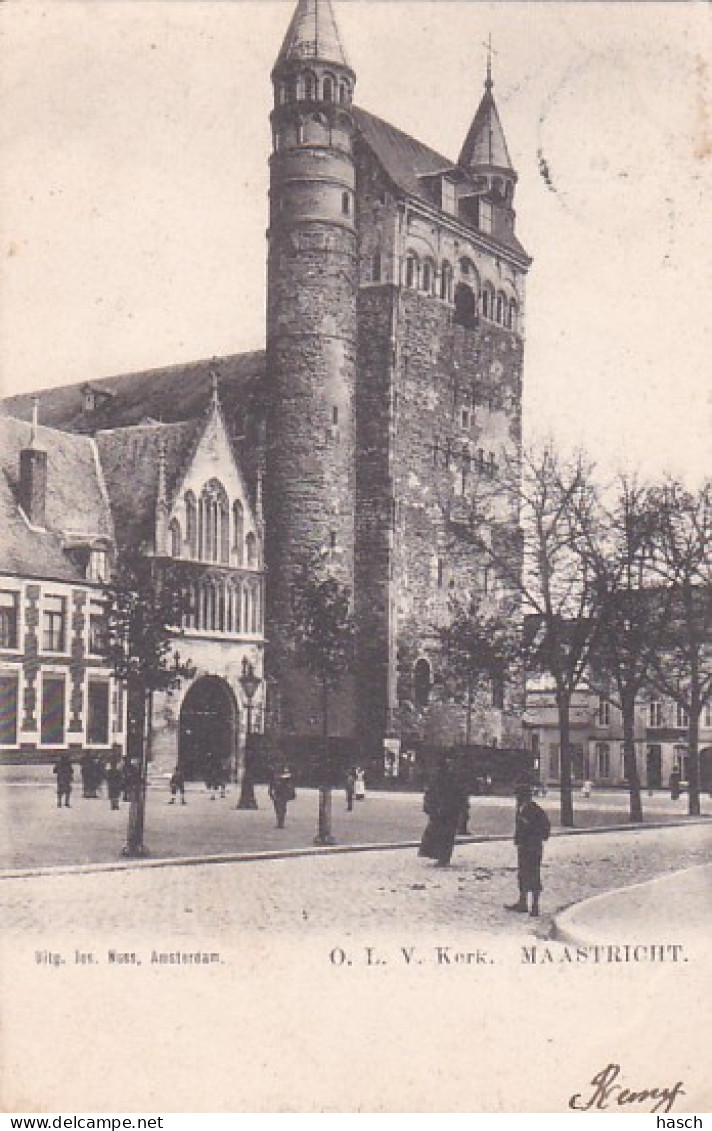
[
  {"left": 0, "top": 816, "right": 708, "bottom": 882},
  {"left": 552, "top": 863, "right": 712, "bottom": 947}
]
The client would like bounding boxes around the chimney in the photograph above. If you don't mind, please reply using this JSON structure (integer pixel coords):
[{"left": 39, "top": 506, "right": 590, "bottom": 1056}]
[{"left": 19, "top": 396, "right": 48, "bottom": 528}]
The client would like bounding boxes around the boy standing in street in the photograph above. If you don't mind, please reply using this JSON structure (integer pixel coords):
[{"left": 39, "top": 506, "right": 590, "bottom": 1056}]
[{"left": 505, "top": 781, "right": 551, "bottom": 917}]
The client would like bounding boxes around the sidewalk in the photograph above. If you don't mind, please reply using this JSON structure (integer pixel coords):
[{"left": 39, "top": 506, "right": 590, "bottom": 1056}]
[{"left": 554, "top": 862, "right": 712, "bottom": 946}]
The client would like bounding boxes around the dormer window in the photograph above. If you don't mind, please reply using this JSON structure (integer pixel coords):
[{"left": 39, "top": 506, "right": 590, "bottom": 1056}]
[
  {"left": 87, "top": 548, "right": 109, "bottom": 582},
  {"left": 441, "top": 178, "right": 456, "bottom": 215}
]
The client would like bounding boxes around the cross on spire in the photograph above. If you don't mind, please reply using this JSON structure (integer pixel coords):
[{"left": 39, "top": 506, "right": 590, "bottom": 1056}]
[{"left": 482, "top": 34, "right": 498, "bottom": 90}]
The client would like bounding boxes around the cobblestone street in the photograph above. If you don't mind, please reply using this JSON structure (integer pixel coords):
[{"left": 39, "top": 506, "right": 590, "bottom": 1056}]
[{"left": 1, "top": 821, "right": 709, "bottom": 938}]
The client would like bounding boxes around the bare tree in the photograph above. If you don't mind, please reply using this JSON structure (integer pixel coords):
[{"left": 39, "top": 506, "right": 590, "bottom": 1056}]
[
  {"left": 291, "top": 561, "right": 355, "bottom": 845},
  {"left": 648, "top": 478, "right": 712, "bottom": 817},
  {"left": 581, "top": 476, "right": 668, "bottom": 823},
  {"left": 471, "top": 444, "right": 605, "bottom": 827},
  {"left": 438, "top": 593, "right": 519, "bottom": 749}
]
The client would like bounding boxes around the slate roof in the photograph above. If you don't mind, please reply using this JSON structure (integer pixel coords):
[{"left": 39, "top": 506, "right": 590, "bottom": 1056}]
[
  {"left": 96, "top": 421, "right": 200, "bottom": 549},
  {"left": 0, "top": 352, "right": 265, "bottom": 437},
  {"left": 459, "top": 84, "right": 514, "bottom": 173},
  {"left": 0, "top": 417, "right": 113, "bottom": 582},
  {"left": 275, "top": 0, "right": 351, "bottom": 71},
  {"left": 353, "top": 107, "right": 529, "bottom": 262}
]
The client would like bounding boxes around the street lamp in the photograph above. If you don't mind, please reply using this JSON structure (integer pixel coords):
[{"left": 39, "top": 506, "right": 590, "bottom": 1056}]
[{"left": 237, "top": 657, "right": 260, "bottom": 810}]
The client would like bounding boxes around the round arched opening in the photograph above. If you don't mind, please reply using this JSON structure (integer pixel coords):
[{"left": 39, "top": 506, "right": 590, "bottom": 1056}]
[
  {"left": 454, "top": 283, "right": 476, "bottom": 328},
  {"left": 179, "top": 676, "right": 237, "bottom": 781}
]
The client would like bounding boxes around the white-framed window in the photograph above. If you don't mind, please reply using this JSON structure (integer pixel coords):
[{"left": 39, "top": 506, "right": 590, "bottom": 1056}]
[
  {"left": 87, "top": 678, "right": 111, "bottom": 746},
  {"left": 649, "top": 700, "right": 663, "bottom": 728},
  {"left": 0, "top": 589, "right": 20, "bottom": 651},
  {"left": 39, "top": 669, "right": 68, "bottom": 746},
  {"left": 87, "top": 548, "right": 109, "bottom": 583},
  {"left": 441, "top": 178, "right": 456, "bottom": 214},
  {"left": 597, "top": 696, "right": 611, "bottom": 726},
  {"left": 676, "top": 703, "right": 689, "bottom": 728},
  {"left": 88, "top": 598, "right": 106, "bottom": 656},
  {"left": 595, "top": 742, "right": 611, "bottom": 778},
  {"left": 42, "top": 594, "right": 67, "bottom": 654},
  {"left": 0, "top": 665, "right": 21, "bottom": 747}
]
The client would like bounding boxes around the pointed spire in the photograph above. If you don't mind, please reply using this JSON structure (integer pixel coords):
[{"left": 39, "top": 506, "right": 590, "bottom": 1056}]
[
  {"left": 458, "top": 52, "right": 514, "bottom": 173},
  {"left": 275, "top": 0, "right": 351, "bottom": 71}
]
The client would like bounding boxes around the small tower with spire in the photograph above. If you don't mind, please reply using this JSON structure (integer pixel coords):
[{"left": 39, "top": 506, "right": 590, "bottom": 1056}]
[
  {"left": 265, "top": 0, "right": 359, "bottom": 730},
  {"left": 458, "top": 44, "right": 518, "bottom": 232}
]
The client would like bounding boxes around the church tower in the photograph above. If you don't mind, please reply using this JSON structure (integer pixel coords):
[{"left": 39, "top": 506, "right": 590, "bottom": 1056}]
[{"left": 265, "top": 0, "right": 358, "bottom": 733}]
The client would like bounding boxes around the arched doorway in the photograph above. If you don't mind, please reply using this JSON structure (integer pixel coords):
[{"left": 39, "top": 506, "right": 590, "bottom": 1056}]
[{"left": 179, "top": 676, "right": 237, "bottom": 781}]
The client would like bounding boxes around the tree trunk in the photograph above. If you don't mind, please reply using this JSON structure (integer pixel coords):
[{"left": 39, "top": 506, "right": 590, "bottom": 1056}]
[
  {"left": 125, "top": 686, "right": 148, "bottom": 856},
  {"left": 465, "top": 680, "right": 473, "bottom": 750},
  {"left": 621, "top": 687, "right": 643, "bottom": 823},
  {"left": 557, "top": 690, "right": 574, "bottom": 828},
  {"left": 687, "top": 706, "right": 701, "bottom": 818},
  {"left": 315, "top": 678, "right": 335, "bottom": 845}
]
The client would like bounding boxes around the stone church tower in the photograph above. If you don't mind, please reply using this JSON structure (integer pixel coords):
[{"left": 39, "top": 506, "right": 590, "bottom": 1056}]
[
  {"left": 266, "top": 0, "right": 531, "bottom": 763},
  {"left": 265, "top": 0, "right": 359, "bottom": 733}
]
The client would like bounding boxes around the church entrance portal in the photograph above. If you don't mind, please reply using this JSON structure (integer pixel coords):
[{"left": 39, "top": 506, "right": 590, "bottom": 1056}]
[{"left": 179, "top": 676, "right": 237, "bottom": 781}]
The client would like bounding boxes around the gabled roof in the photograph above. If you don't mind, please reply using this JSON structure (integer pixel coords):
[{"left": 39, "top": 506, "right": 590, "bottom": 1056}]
[
  {"left": 0, "top": 416, "right": 113, "bottom": 582},
  {"left": 96, "top": 420, "right": 200, "bottom": 550},
  {"left": 275, "top": 0, "right": 351, "bottom": 71},
  {"left": 352, "top": 106, "right": 528, "bottom": 261},
  {"left": 459, "top": 83, "right": 514, "bottom": 172},
  {"left": 0, "top": 352, "right": 265, "bottom": 436}
]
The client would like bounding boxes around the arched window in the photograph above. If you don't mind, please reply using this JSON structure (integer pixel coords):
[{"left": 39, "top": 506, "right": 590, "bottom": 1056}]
[
  {"left": 303, "top": 71, "right": 317, "bottom": 101},
  {"left": 440, "top": 261, "right": 453, "bottom": 302},
  {"left": 508, "top": 299, "right": 518, "bottom": 332},
  {"left": 232, "top": 500, "right": 244, "bottom": 565},
  {"left": 496, "top": 293, "right": 506, "bottom": 325},
  {"left": 169, "top": 519, "right": 181, "bottom": 559},
  {"left": 199, "top": 479, "right": 229, "bottom": 563},
  {"left": 422, "top": 259, "right": 435, "bottom": 294},
  {"left": 481, "top": 284, "right": 494, "bottom": 320},
  {"left": 405, "top": 253, "right": 418, "bottom": 289},
  {"left": 322, "top": 74, "right": 334, "bottom": 102},
  {"left": 246, "top": 532, "right": 257, "bottom": 569},
  {"left": 184, "top": 492, "right": 197, "bottom": 558},
  {"left": 454, "top": 282, "right": 476, "bottom": 327},
  {"left": 414, "top": 659, "right": 432, "bottom": 708},
  {"left": 339, "top": 80, "right": 350, "bottom": 104}
]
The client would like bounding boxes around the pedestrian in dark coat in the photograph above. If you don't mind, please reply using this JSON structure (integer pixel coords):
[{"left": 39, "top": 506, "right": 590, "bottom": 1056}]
[
  {"left": 106, "top": 760, "right": 123, "bottom": 811},
  {"left": 170, "top": 766, "right": 186, "bottom": 805},
  {"left": 269, "top": 764, "right": 295, "bottom": 829},
  {"left": 345, "top": 768, "right": 356, "bottom": 812},
  {"left": 53, "top": 754, "right": 73, "bottom": 808},
  {"left": 505, "top": 781, "right": 551, "bottom": 917},
  {"left": 418, "top": 758, "right": 466, "bottom": 867}
]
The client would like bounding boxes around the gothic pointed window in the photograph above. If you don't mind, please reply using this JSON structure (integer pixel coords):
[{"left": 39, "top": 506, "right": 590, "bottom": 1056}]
[
  {"left": 440, "top": 261, "right": 453, "bottom": 302},
  {"left": 246, "top": 531, "right": 257, "bottom": 569},
  {"left": 233, "top": 500, "right": 244, "bottom": 565},
  {"left": 339, "top": 80, "right": 351, "bottom": 105},
  {"left": 322, "top": 74, "right": 334, "bottom": 102},
  {"left": 185, "top": 492, "right": 197, "bottom": 558},
  {"left": 303, "top": 71, "right": 317, "bottom": 101},
  {"left": 169, "top": 519, "right": 181, "bottom": 559},
  {"left": 496, "top": 293, "right": 506, "bottom": 325}
]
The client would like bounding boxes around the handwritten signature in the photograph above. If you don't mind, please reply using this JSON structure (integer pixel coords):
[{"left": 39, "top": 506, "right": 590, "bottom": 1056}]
[{"left": 570, "top": 1063, "right": 685, "bottom": 1114}]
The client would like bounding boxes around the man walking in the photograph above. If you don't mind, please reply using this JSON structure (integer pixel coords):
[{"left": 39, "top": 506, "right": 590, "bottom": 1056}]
[
  {"left": 505, "top": 780, "right": 551, "bottom": 917},
  {"left": 53, "top": 754, "right": 73, "bottom": 809}
]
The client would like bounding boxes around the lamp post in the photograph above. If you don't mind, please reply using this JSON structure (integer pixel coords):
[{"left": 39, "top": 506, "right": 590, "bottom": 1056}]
[{"left": 237, "top": 657, "right": 260, "bottom": 810}]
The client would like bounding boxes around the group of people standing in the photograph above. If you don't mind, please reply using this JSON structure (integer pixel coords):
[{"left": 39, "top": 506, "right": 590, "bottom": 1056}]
[
  {"left": 418, "top": 757, "right": 550, "bottom": 917},
  {"left": 52, "top": 752, "right": 127, "bottom": 812}
]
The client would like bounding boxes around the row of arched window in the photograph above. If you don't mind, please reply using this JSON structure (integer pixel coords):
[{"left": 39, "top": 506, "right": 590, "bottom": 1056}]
[
  {"left": 277, "top": 71, "right": 352, "bottom": 107},
  {"left": 169, "top": 482, "right": 258, "bottom": 568},
  {"left": 402, "top": 252, "right": 519, "bottom": 330},
  {"left": 182, "top": 578, "right": 262, "bottom": 637}
]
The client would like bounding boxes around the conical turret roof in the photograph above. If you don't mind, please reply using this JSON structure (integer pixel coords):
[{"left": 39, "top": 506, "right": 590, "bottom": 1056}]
[
  {"left": 459, "top": 78, "right": 514, "bottom": 172},
  {"left": 275, "top": 0, "right": 351, "bottom": 71}
]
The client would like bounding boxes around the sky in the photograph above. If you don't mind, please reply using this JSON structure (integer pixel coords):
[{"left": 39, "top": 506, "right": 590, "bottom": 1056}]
[{"left": 0, "top": 1, "right": 710, "bottom": 483}]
